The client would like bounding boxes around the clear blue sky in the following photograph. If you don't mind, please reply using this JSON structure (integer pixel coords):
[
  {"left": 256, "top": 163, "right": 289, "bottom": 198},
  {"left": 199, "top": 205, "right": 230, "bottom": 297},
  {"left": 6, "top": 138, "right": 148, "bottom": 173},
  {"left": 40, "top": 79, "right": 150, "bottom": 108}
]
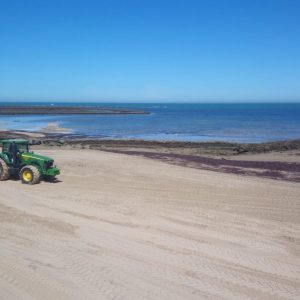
[{"left": 0, "top": 0, "right": 299, "bottom": 102}]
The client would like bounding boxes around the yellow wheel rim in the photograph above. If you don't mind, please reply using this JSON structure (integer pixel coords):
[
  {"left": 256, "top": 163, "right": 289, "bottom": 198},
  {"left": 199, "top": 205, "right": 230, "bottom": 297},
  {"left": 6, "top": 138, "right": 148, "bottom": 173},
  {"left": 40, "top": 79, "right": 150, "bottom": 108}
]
[{"left": 23, "top": 170, "right": 32, "bottom": 182}]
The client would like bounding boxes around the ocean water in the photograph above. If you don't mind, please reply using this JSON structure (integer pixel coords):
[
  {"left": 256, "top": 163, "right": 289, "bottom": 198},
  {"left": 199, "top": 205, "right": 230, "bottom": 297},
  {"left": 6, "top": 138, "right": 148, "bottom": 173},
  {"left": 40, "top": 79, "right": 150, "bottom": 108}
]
[{"left": 1, "top": 102, "right": 300, "bottom": 143}]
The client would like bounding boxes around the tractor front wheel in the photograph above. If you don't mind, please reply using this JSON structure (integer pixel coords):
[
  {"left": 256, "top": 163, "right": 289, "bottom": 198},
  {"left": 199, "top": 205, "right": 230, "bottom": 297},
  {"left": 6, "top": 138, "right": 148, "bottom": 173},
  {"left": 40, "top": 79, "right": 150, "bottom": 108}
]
[
  {"left": 0, "top": 158, "right": 10, "bottom": 181},
  {"left": 20, "top": 165, "right": 41, "bottom": 185}
]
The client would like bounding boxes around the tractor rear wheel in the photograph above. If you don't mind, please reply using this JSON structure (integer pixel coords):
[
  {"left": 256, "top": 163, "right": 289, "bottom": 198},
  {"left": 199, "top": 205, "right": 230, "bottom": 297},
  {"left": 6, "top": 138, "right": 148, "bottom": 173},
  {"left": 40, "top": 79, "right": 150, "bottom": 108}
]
[
  {"left": 20, "top": 165, "right": 41, "bottom": 185},
  {"left": 0, "top": 158, "right": 10, "bottom": 181}
]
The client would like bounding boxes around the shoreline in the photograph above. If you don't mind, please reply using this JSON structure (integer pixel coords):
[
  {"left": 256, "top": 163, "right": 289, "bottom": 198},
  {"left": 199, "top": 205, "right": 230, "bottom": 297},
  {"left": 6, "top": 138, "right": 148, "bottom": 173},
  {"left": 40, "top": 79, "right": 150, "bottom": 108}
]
[
  {"left": 1, "top": 129, "right": 300, "bottom": 154},
  {"left": 1, "top": 129, "right": 300, "bottom": 182}
]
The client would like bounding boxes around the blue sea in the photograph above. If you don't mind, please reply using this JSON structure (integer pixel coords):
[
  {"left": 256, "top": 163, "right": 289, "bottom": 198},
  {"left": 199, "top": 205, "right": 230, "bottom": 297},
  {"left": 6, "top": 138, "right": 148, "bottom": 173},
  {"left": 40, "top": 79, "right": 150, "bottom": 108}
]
[{"left": 1, "top": 102, "right": 300, "bottom": 143}]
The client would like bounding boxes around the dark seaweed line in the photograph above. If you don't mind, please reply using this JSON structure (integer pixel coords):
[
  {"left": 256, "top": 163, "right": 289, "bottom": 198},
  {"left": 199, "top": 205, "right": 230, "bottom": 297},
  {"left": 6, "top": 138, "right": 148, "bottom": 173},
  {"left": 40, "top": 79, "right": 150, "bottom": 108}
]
[{"left": 107, "top": 150, "right": 300, "bottom": 182}]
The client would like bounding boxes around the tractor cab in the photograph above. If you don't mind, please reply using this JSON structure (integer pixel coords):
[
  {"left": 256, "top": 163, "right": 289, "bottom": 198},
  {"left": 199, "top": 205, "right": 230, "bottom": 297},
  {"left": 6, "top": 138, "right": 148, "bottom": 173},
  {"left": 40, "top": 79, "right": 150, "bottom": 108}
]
[
  {"left": 0, "top": 139, "right": 60, "bottom": 184},
  {"left": 1, "top": 140, "right": 30, "bottom": 165},
  {"left": 2, "top": 140, "right": 29, "bottom": 153},
  {"left": 1, "top": 139, "right": 29, "bottom": 152}
]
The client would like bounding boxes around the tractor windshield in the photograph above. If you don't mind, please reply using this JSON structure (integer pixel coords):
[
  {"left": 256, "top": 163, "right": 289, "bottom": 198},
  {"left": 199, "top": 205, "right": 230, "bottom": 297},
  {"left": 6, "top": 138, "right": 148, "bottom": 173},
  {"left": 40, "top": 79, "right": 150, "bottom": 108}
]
[{"left": 17, "top": 144, "right": 29, "bottom": 153}]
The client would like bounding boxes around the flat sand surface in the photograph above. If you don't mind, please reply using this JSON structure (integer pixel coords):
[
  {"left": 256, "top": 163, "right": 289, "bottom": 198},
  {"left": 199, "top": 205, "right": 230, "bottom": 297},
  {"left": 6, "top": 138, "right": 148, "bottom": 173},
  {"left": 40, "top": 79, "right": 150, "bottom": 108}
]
[
  {"left": 0, "top": 149, "right": 300, "bottom": 300},
  {"left": 227, "top": 151, "right": 300, "bottom": 163}
]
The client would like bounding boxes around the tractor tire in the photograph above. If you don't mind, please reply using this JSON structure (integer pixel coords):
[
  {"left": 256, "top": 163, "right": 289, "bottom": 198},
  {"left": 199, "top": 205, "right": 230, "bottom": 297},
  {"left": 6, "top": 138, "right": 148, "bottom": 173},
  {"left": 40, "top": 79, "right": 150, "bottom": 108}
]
[
  {"left": 20, "top": 165, "right": 41, "bottom": 185},
  {"left": 0, "top": 158, "right": 10, "bottom": 181}
]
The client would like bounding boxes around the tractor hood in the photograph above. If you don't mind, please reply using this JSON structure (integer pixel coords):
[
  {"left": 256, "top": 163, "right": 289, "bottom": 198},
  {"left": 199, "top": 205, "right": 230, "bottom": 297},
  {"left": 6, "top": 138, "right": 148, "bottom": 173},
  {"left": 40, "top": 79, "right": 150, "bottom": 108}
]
[{"left": 21, "top": 152, "right": 53, "bottom": 163}]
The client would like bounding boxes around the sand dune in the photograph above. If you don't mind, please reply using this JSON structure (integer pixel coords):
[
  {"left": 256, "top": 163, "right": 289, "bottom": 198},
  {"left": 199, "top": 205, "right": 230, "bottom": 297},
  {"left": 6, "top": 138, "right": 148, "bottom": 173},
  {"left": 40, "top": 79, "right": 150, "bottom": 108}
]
[{"left": 0, "top": 149, "right": 300, "bottom": 300}]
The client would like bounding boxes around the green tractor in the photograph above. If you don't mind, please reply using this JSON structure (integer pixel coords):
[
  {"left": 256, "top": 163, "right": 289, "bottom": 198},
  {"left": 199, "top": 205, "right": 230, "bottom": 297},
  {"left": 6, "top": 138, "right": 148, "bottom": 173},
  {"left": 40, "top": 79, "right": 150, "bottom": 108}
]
[{"left": 0, "top": 139, "right": 60, "bottom": 184}]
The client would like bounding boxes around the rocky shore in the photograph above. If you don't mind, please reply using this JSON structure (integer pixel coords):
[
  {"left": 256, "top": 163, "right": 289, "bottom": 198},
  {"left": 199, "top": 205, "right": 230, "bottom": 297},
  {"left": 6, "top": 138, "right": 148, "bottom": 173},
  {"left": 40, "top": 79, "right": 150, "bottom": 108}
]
[{"left": 1, "top": 129, "right": 300, "bottom": 154}]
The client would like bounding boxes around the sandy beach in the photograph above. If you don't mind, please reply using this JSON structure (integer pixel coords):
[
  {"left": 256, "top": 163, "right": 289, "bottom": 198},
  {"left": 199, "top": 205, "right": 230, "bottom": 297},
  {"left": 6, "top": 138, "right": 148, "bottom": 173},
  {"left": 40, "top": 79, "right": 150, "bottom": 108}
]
[
  {"left": 0, "top": 148, "right": 300, "bottom": 299},
  {"left": 1, "top": 0, "right": 300, "bottom": 298}
]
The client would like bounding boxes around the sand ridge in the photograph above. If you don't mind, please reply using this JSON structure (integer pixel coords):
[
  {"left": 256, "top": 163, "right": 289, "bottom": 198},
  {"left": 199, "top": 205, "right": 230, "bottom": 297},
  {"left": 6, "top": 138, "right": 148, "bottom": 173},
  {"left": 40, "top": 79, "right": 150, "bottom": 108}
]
[{"left": 0, "top": 149, "right": 300, "bottom": 299}]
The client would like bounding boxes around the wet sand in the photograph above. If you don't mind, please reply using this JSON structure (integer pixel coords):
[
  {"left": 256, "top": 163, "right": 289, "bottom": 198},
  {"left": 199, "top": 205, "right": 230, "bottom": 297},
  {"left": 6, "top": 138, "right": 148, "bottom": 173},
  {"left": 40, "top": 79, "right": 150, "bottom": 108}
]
[{"left": 0, "top": 148, "right": 300, "bottom": 299}]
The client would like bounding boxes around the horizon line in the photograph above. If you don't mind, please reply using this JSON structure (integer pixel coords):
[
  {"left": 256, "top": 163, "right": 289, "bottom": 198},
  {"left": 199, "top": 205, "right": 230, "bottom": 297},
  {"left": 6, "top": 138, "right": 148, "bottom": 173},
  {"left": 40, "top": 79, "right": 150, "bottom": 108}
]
[{"left": 0, "top": 99, "right": 300, "bottom": 104}]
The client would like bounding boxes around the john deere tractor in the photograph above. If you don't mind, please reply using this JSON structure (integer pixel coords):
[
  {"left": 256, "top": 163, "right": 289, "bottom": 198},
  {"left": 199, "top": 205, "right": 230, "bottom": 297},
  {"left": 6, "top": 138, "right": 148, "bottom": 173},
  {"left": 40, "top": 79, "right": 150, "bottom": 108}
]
[{"left": 0, "top": 139, "right": 60, "bottom": 184}]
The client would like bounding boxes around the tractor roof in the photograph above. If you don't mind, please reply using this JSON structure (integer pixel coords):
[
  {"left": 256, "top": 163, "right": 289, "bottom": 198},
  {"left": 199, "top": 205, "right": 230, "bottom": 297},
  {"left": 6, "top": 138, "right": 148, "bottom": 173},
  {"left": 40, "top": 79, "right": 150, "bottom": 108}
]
[{"left": 0, "top": 139, "right": 29, "bottom": 144}]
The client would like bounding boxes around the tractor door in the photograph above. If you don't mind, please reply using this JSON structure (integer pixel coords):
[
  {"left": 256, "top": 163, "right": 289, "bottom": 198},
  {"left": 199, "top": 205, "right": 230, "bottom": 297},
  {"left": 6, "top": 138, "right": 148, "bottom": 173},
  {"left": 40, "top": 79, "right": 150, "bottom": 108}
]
[{"left": 9, "top": 143, "right": 21, "bottom": 166}]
